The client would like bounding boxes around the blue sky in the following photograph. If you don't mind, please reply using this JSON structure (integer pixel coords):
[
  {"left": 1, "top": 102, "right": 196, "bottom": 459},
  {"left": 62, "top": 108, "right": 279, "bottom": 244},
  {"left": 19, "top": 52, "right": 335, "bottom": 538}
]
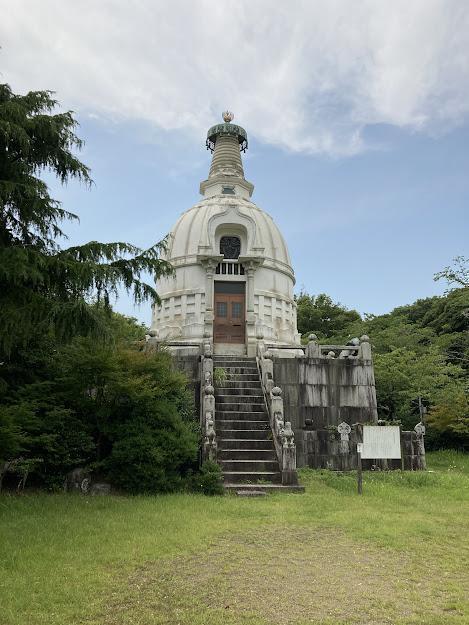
[{"left": 2, "top": 1, "right": 468, "bottom": 325}]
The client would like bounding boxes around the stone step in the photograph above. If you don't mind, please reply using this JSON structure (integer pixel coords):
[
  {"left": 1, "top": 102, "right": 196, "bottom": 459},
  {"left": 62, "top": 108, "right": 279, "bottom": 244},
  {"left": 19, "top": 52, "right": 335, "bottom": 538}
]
[
  {"left": 220, "top": 373, "right": 259, "bottom": 381},
  {"left": 217, "top": 378, "right": 261, "bottom": 387},
  {"left": 215, "top": 394, "right": 264, "bottom": 404},
  {"left": 215, "top": 382, "right": 264, "bottom": 397},
  {"left": 215, "top": 367, "right": 258, "bottom": 375},
  {"left": 217, "top": 419, "right": 270, "bottom": 431},
  {"left": 219, "top": 449, "right": 277, "bottom": 460},
  {"left": 224, "top": 483, "right": 305, "bottom": 494},
  {"left": 221, "top": 459, "right": 279, "bottom": 472},
  {"left": 216, "top": 411, "right": 268, "bottom": 421},
  {"left": 219, "top": 429, "right": 272, "bottom": 440},
  {"left": 219, "top": 438, "right": 274, "bottom": 449},
  {"left": 213, "top": 357, "right": 256, "bottom": 363},
  {"left": 222, "top": 471, "right": 282, "bottom": 484},
  {"left": 213, "top": 356, "right": 256, "bottom": 361},
  {"left": 213, "top": 359, "right": 257, "bottom": 367},
  {"left": 217, "top": 402, "right": 265, "bottom": 412},
  {"left": 215, "top": 419, "right": 271, "bottom": 438}
]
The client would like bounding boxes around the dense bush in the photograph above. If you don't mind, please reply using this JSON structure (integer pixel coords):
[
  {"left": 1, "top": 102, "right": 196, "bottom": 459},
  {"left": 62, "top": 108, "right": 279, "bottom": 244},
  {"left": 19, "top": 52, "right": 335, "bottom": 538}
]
[
  {"left": 0, "top": 313, "right": 199, "bottom": 492},
  {"left": 188, "top": 461, "right": 224, "bottom": 496}
]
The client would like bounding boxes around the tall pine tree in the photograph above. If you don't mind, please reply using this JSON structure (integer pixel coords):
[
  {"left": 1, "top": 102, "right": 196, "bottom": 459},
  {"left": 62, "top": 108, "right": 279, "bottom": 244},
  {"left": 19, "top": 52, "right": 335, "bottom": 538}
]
[{"left": 0, "top": 84, "right": 172, "bottom": 357}]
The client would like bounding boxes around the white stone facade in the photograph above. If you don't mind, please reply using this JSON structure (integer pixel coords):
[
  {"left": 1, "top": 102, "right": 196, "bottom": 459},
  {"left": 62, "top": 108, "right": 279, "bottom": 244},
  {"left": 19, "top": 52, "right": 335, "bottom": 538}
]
[{"left": 150, "top": 117, "right": 300, "bottom": 355}]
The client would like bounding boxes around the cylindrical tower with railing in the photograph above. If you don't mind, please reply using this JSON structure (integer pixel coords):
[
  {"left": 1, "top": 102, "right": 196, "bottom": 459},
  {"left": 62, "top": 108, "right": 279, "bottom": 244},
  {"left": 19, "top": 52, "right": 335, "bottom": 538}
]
[{"left": 151, "top": 112, "right": 300, "bottom": 355}]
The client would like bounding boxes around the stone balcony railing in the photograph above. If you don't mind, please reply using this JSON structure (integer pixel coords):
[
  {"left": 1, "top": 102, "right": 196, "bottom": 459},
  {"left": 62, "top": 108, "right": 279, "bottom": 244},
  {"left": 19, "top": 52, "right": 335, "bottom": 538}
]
[{"left": 257, "top": 346, "right": 298, "bottom": 485}]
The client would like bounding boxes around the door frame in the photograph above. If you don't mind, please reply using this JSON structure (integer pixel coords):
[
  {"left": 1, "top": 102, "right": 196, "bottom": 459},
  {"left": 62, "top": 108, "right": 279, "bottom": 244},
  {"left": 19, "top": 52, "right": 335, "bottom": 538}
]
[{"left": 213, "top": 281, "right": 246, "bottom": 345}]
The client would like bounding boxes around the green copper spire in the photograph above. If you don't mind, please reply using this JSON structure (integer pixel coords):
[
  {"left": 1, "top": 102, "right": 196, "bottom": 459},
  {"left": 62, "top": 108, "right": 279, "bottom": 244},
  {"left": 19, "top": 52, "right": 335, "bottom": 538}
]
[{"left": 200, "top": 112, "right": 254, "bottom": 198}]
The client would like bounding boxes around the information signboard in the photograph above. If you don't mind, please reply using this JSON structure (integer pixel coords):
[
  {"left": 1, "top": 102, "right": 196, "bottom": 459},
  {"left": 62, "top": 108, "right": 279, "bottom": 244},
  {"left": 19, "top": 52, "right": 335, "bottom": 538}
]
[{"left": 361, "top": 426, "right": 401, "bottom": 459}]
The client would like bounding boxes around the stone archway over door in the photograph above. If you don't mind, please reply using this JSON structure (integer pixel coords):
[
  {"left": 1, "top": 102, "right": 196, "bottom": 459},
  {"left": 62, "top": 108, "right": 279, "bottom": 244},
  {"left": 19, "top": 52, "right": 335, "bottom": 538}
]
[{"left": 214, "top": 281, "right": 245, "bottom": 344}]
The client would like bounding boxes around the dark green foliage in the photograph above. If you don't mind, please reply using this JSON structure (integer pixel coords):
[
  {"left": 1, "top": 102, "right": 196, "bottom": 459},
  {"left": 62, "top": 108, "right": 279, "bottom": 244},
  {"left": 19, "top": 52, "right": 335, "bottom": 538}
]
[
  {"left": 0, "top": 84, "right": 173, "bottom": 358},
  {"left": 296, "top": 292, "right": 361, "bottom": 339},
  {"left": 0, "top": 313, "right": 198, "bottom": 492},
  {"left": 188, "top": 461, "right": 224, "bottom": 496},
  {"left": 0, "top": 83, "right": 195, "bottom": 492},
  {"left": 299, "top": 282, "right": 468, "bottom": 448}
]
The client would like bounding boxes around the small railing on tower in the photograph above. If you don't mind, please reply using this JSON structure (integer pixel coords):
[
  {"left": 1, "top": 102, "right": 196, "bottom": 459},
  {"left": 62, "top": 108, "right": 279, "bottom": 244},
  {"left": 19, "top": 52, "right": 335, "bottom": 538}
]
[{"left": 215, "top": 260, "right": 245, "bottom": 276}]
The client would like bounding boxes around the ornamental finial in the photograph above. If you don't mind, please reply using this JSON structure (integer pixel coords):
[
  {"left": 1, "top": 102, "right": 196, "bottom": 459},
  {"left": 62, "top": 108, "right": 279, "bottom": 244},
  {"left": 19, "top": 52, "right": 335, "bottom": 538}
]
[{"left": 222, "top": 110, "right": 234, "bottom": 123}]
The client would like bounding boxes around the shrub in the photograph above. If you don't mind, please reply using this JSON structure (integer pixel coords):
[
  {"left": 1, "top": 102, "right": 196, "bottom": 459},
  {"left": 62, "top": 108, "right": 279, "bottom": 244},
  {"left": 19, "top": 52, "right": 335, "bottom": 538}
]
[{"left": 188, "top": 461, "right": 224, "bottom": 496}]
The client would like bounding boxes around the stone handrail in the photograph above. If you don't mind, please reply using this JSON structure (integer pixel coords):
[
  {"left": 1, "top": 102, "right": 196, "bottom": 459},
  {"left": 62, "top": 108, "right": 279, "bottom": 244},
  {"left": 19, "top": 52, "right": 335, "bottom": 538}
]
[
  {"left": 201, "top": 341, "right": 217, "bottom": 462},
  {"left": 256, "top": 346, "right": 298, "bottom": 485},
  {"left": 264, "top": 334, "right": 372, "bottom": 360}
]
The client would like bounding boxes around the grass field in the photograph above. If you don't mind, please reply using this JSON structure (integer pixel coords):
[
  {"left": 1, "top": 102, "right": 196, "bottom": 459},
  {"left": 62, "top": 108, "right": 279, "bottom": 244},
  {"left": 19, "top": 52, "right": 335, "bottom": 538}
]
[{"left": 0, "top": 450, "right": 468, "bottom": 625}]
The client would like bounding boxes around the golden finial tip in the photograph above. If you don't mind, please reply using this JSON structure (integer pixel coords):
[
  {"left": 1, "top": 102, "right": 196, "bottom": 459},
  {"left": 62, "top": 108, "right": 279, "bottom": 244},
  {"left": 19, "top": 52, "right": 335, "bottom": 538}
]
[{"left": 222, "top": 110, "right": 234, "bottom": 123}]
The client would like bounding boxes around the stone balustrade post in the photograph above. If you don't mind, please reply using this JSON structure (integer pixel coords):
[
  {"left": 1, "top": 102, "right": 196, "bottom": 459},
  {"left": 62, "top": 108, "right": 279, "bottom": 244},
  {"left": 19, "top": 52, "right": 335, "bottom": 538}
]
[
  {"left": 202, "top": 354, "right": 213, "bottom": 385},
  {"left": 204, "top": 412, "right": 217, "bottom": 461},
  {"left": 305, "top": 333, "right": 321, "bottom": 358},
  {"left": 281, "top": 421, "right": 298, "bottom": 485},
  {"left": 203, "top": 384, "right": 215, "bottom": 421},
  {"left": 414, "top": 422, "right": 426, "bottom": 470},
  {"left": 262, "top": 351, "right": 274, "bottom": 388},
  {"left": 271, "top": 386, "right": 284, "bottom": 427},
  {"left": 202, "top": 384, "right": 216, "bottom": 461},
  {"left": 359, "top": 335, "right": 372, "bottom": 360},
  {"left": 256, "top": 331, "right": 265, "bottom": 359}
]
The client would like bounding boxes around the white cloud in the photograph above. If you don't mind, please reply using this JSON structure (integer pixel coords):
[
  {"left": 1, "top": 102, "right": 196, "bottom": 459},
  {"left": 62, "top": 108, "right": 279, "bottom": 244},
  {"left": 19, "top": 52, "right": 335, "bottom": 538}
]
[{"left": 1, "top": 0, "right": 469, "bottom": 155}]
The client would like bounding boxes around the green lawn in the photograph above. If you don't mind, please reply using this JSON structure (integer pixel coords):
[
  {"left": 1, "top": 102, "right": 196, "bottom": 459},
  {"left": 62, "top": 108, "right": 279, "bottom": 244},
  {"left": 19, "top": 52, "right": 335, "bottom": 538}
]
[{"left": 1, "top": 450, "right": 468, "bottom": 625}]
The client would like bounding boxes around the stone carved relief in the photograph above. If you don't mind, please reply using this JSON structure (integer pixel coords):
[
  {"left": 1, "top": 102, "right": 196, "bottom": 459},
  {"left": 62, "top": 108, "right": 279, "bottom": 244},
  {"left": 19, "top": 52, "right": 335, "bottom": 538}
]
[
  {"left": 337, "top": 421, "right": 351, "bottom": 455},
  {"left": 337, "top": 422, "right": 352, "bottom": 441}
]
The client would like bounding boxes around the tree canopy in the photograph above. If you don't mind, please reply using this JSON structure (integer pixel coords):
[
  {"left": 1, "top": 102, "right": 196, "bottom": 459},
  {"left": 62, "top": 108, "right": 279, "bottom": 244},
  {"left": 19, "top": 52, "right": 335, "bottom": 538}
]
[
  {"left": 0, "top": 84, "right": 173, "bottom": 358},
  {"left": 296, "top": 292, "right": 361, "bottom": 339},
  {"left": 297, "top": 275, "right": 468, "bottom": 447}
]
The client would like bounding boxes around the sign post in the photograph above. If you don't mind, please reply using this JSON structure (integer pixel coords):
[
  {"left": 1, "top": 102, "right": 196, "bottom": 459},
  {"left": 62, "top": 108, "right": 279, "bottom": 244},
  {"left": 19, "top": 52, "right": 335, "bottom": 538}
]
[{"left": 356, "top": 425, "right": 402, "bottom": 494}]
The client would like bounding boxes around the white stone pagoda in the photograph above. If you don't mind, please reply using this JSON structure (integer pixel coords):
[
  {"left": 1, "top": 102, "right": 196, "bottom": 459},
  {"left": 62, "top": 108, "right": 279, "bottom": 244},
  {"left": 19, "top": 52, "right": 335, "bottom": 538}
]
[{"left": 150, "top": 112, "right": 300, "bottom": 355}]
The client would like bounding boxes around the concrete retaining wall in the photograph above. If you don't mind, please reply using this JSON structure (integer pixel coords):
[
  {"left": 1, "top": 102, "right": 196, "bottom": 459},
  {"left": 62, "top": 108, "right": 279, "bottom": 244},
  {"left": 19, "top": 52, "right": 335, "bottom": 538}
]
[
  {"left": 274, "top": 356, "right": 378, "bottom": 432},
  {"left": 297, "top": 427, "right": 426, "bottom": 470}
]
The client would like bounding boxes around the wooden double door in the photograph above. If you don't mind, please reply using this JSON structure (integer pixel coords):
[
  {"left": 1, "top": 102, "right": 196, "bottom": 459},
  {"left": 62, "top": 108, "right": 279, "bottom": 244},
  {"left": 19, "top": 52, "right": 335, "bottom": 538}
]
[{"left": 213, "top": 282, "right": 245, "bottom": 344}]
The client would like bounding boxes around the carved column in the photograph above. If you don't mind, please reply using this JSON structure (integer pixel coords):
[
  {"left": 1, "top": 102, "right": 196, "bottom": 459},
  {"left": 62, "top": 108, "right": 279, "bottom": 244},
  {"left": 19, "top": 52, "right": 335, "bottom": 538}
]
[
  {"left": 246, "top": 262, "right": 255, "bottom": 314},
  {"left": 239, "top": 258, "right": 261, "bottom": 356},
  {"left": 203, "top": 260, "right": 216, "bottom": 340}
]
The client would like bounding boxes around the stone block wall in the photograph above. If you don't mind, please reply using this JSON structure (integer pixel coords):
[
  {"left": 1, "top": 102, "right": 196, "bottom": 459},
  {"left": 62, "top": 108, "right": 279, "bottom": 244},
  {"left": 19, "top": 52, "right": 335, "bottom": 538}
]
[
  {"left": 296, "top": 427, "right": 426, "bottom": 470},
  {"left": 273, "top": 356, "right": 378, "bottom": 433}
]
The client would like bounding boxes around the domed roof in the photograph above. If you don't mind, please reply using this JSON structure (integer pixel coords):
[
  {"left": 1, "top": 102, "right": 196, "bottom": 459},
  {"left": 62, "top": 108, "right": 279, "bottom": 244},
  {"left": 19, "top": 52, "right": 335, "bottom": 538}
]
[
  {"left": 167, "top": 194, "right": 292, "bottom": 273},
  {"left": 164, "top": 113, "right": 294, "bottom": 280}
]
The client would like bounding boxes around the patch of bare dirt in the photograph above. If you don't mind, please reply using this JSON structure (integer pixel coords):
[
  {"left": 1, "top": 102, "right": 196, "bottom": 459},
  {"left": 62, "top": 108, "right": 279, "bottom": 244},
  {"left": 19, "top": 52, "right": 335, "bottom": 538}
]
[{"left": 101, "top": 527, "right": 453, "bottom": 625}]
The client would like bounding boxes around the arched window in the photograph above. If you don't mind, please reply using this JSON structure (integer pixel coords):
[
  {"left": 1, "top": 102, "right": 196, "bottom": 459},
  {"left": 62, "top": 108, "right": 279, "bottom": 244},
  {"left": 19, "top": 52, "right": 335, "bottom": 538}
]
[{"left": 220, "top": 236, "right": 241, "bottom": 259}]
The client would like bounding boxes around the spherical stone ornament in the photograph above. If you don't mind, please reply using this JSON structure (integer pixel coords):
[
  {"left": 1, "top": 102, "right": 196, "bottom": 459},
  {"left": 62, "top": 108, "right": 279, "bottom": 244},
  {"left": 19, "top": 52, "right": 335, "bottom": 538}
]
[
  {"left": 222, "top": 110, "right": 234, "bottom": 122},
  {"left": 308, "top": 333, "right": 318, "bottom": 342},
  {"left": 360, "top": 335, "right": 370, "bottom": 343},
  {"left": 272, "top": 386, "right": 282, "bottom": 396},
  {"left": 204, "top": 385, "right": 215, "bottom": 395}
]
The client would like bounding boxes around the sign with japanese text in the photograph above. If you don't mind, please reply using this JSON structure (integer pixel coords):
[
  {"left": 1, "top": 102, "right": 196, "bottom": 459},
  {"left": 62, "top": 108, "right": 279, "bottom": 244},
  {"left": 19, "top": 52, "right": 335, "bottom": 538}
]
[{"left": 361, "top": 426, "right": 401, "bottom": 459}]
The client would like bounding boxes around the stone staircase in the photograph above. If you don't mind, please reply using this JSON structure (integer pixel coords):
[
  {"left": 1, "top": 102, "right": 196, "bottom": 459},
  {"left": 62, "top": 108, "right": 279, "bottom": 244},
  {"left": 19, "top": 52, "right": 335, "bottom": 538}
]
[{"left": 213, "top": 355, "right": 303, "bottom": 493}]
